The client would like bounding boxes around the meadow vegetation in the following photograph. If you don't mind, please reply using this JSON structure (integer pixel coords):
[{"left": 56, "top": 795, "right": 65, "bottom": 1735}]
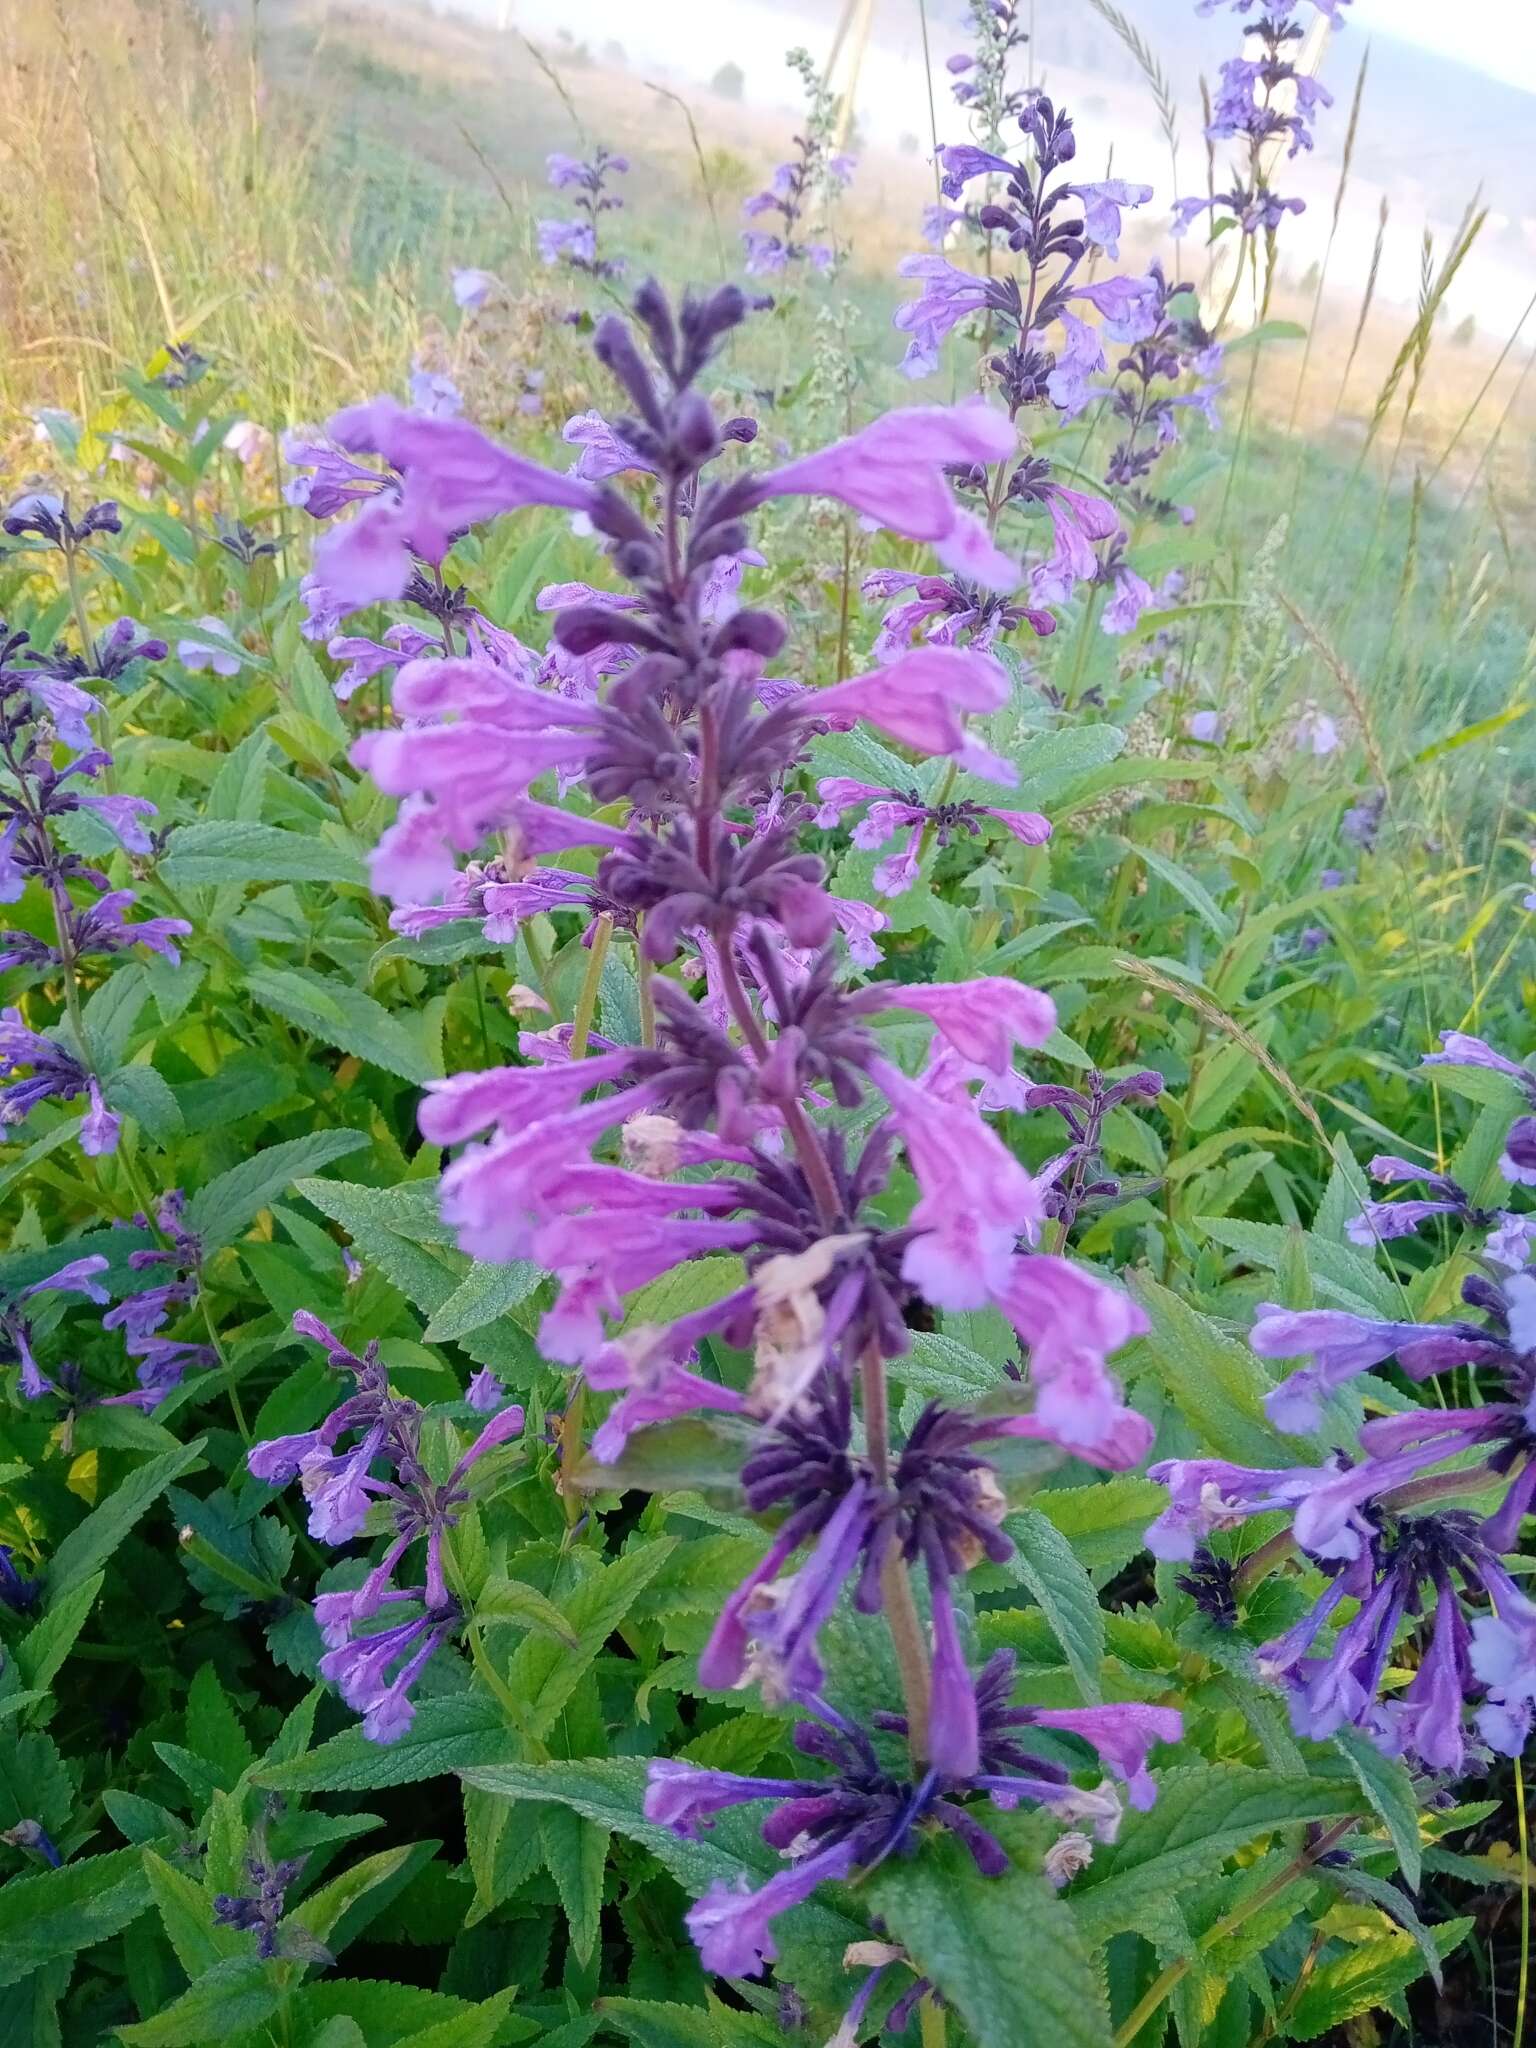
[{"left": 0, "top": 2, "right": 1533, "bottom": 2044}]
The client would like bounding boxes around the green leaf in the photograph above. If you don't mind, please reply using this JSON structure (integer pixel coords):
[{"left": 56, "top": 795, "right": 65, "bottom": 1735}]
[
  {"left": 1333, "top": 1727, "right": 1422, "bottom": 1890},
  {"left": 1118, "top": 839, "right": 1234, "bottom": 941},
  {"left": 422, "top": 1257, "right": 538, "bottom": 1342},
  {"left": 80, "top": 966, "right": 149, "bottom": 1070},
  {"left": 0, "top": 1848, "right": 150, "bottom": 1988},
  {"left": 509, "top": 1540, "right": 680, "bottom": 1740},
  {"left": 538, "top": 1806, "right": 608, "bottom": 1964},
  {"left": 184, "top": 1664, "right": 256, "bottom": 1788},
  {"left": 475, "top": 1576, "right": 580, "bottom": 1646},
  {"left": 47, "top": 1440, "right": 206, "bottom": 1601},
  {"left": 871, "top": 1841, "right": 1112, "bottom": 2048},
  {"left": 1286, "top": 1920, "right": 1471, "bottom": 2040},
  {"left": 290, "top": 1982, "right": 518, "bottom": 2048},
  {"left": 160, "top": 819, "right": 366, "bottom": 888},
  {"left": 1034, "top": 1478, "right": 1168, "bottom": 1575},
  {"left": 114, "top": 1957, "right": 280, "bottom": 2046},
  {"left": 1072, "top": 1767, "right": 1357, "bottom": 1943},
  {"left": 247, "top": 966, "right": 434, "bottom": 1082},
  {"left": 17, "top": 1573, "right": 102, "bottom": 1691},
  {"left": 103, "top": 1063, "right": 185, "bottom": 1143},
  {"left": 1128, "top": 1276, "right": 1297, "bottom": 1467},
  {"left": 1003, "top": 1509, "right": 1105, "bottom": 1703},
  {"left": 187, "top": 1132, "right": 367, "bottom": 1250},
  {"left": 291, "top": 1841, "right": 435, "bottom": 1951},
  {"left": 596, "top": 2000, "right": 782, "bottom": 2048},
  {"left": 259, "top": 1694, "right": 506, "bottom": 1794}
]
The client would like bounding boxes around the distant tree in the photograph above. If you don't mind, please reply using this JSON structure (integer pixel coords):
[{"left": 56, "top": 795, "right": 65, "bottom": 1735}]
[
  {"left": 1451, "top": 313, "right": 1476, "bottom": 347},
  {"left": 712, "top": 60, "right": 745, "bottom": 101},
  {"left": 898, "top": 130, "right": 920, "bottom": 155},
  {"left": 603, "top": 40, "right": 627, "bottom": 67}
]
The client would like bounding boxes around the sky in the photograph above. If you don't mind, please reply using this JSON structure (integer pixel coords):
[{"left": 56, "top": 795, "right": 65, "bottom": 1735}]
[{"left": 1354, "top": 0, "right": 1536, "bottom": 94}]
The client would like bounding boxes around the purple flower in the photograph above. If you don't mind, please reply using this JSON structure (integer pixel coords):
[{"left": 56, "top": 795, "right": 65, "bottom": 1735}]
[
  {"left": 538, "top": 219, "right": 597, "bottom": 267},
  {"left": 1072, "top": 274, "right": 1163, "bottom": 344},
  {"left": 408, "top": 364, "right": 464, "bottom": 418},
  {"left": 305, "top": 397, "right": 598, "bottom": 613},
  {"left": 176, "top": 617, "right": 243, "bottom": 677},
  {"left": 561, "top": 409, "right": 653, "bottom": 481},
  {"left": 893, "top": 256, "right": 993, "bottom": 378},
  {"left": 452, "top": 267, "right": 496, "bottom": 309},
  {"left": 1067, "top": 180, "right": 1153, "bottom": 259},
  {"left": 855, "top": 977, "right": 1055, "bottom": 1078},
  {"left": 1423, "top": 1033, "right": 1536, "bottom": 1100},
  {"left": 1252, "top": 1302, "right": 1498, "bottom": 1433},
  {"left": 750, "top": 400, "right": 1021, "bottom": 591},
  {"left": 1503, "top": 1118, "right": 1536, "bottom": 1186},
  {"left": 936, "top": 145, "right": 1016, "bottom": 199}
]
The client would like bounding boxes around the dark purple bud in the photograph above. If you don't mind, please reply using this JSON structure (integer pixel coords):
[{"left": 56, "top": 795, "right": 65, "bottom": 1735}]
[
  {"left": 710, "top": 610, "right": 786, "bottom": 661},
  {"left": 721, "top": 415, "right": 759, "bottom": 444},
  {"left": 593, "top": 315, "right": 665, "bottom": 431},
  {"left": 554, "top": 606, "right": 664, "bottom": 657},
  {"left": 673, "top": 391, "right": 721, "bottom": 465}
]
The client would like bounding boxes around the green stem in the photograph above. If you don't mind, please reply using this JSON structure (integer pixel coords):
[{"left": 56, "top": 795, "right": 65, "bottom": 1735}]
[
  {"left": 569, "top": 913, "right": 613, "bottom": 1059},
  {"left": 860, "top": 1343, "right": 932, "bottom": 1764},
  {"left": 1111, "top": 1818, "right": 1355, "bottom": 2046}
]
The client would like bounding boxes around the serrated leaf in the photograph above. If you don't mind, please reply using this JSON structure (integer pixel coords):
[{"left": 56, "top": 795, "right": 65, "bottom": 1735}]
[
  {"left": 0, "top": 1848, "right": 150, "bottom": 1987},
  {"left": 161, "top": 819, "right": 366, "bottom": 888},
  {"left": 509, "top": 1540, "right": 680, "bottom": 1740},
  {"left": 114, "top": 1957, "right": 280, "bottom": 2046},
  {"left": 1285, "top": 1919, "right": 1471, "bottom": 2040},
  {"left": 103, "top": 1063, "right": 184, "bottom": 1142},
  {"left": 46, "top": 1440, "right": 205, "bottom": 1601},
  {"left": 871, "top": 1841, "right": 1112, "bottom": 2048},
  {"left": 1072, "top": 1767, "right": 1357, "bottom": 1944},
  {"left": 17, "top": 1573, "right": 102, "bottom": 1692},
  {"left": 247, "top": 966, "right": 433, "bottom": 1082},
  {"left": 1034, "top": 1478, "right": 1168, "bottom": 1575},
  {"left": 187, "top": 1132, "right": 367, "bottom": 1250},
  {"left": 422, "top": 1257, "right": 538, "bottom": 1342},
  {"left": 1128, "top": 1276, "right": 1298, "bottom": 1467},
  {"left": 538, "top": 1806, "right": 607, "bottom": 1964},
  {"left": 476, "top": 1576, "right": 580, "bottom": 1646},
  {"left": 1333, "top": 1726, "right": 1422, "bottom": 1890},
  {"left": 259, "top": 1693, "right": 506, "bottom": 1794},
  {"left": 291, "top": 1841, "right": 435, "bottom": 1953},
  {"left": 291, "top": 1980, "right": 518, "bottom": 2048},
  {"left": 597, "top": 2000, "right": 782, "bottom": 2048},
  {"left": 1003, "top": 1509, "right": 1105, "bottom": 1703}
]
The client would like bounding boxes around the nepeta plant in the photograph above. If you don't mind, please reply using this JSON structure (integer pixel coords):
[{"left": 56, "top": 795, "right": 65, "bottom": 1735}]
[
  {"left": 1178, "top": 0, "right": 1353, "bottom": 244},
  {"left": 539, "top": 147, "right": 630, "bottom": 280},
  {"left": 279, "top": 280, "right": 1177, "bottom": 1994},
  {"left": 1151, "top": 1031, "right": 1536, "bottom": 1772},
  {"left": 741, "top": 47, "right": 855, "bottom": 277}
]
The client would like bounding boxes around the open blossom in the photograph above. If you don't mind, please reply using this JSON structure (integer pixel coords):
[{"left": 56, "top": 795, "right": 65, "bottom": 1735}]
[{"left": 250, "top": 1312, "right": 524, "bottom": 1742}]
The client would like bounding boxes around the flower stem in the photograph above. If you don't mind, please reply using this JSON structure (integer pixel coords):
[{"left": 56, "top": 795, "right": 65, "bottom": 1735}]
[
  {"left": 861, "top": 1342, "right": 932, "bottom": 1763},
  {"left": 569, "top": 913, "right": 613, "bottom": 1059},
  {"left": 1110, "top": 1817, "right": 1355, "bottom": 2046}
]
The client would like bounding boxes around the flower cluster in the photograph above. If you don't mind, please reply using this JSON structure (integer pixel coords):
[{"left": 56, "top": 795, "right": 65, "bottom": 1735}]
[
  {"left": 645, "top": 1673, "right": 1178, "bottom": 1978},
  {"left": 309, "top": 278, "right": 1180, "bottom": 1976},
  {"left": 891, "top": 42, "right": 1215, "bottom": 642},
  {"left": 1150, "top": 1029, "right": 1536, "bottom": 1774},
  {"left": 538, "top": 147, "right": 629, "bottom": 279},
  {"left": 102, "top": 1189, "right": 215, "bottom": 1410},
  {"left": 1176, "top": 0, "right": 1352, "bottom": 242},
  {"left": 0, "top": 613, "right": 186, "bottom": 1156},
  {"left": 247, "top": 1312, "right": 524, "bottom": 1741},
  {"left": 1, "top": 1254, "right": 110, "bottom": 1400},
  {"left": 741, "top": 47, "right": 855, "bottom": 277}
]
